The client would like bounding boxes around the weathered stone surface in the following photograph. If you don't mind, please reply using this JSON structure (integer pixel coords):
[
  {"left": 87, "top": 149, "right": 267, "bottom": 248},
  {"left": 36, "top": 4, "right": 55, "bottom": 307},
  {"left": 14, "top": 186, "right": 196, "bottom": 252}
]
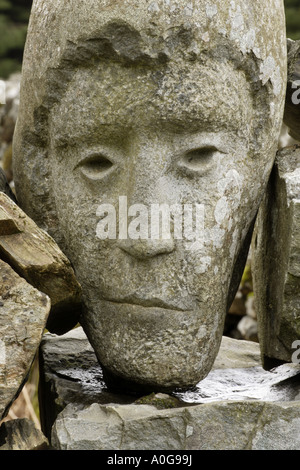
[
  {"left": 39, "top": 328, "right": 258, "bottom": 439},
  {"left": 0, "top": 192, "right": 82, "bottom": 334},
  {"left": 39, "top": 327, "right": 300, "bottom": 449},
  {"left": 39, "top": 327, "right": 136, "bottom": 440},
  {"left": 236, "top": 314, "right": 258, "bottom": 342},
  {"left": 0, "top": 418, "right": 49, "bottom": 450},
  {"left": 179, "top": 363, "right": 300, "bottom": 404},
  {"left": 252, "top": 145, "right": 300, "bottom": 368},
  {"left": 212, "top": 335, "right": 261, "bottom": 369},
  {"left": 51, "top": 398, "right": 300, "bottom": 450},
  {"left": 13, "top": 0, "right": 287, "bottom": 392},
  {"left": 0, "top": 259, "right": 50, "bottom": 420},
  {"left": 284, "top": 39, "right": 300, "bottom": 141}
]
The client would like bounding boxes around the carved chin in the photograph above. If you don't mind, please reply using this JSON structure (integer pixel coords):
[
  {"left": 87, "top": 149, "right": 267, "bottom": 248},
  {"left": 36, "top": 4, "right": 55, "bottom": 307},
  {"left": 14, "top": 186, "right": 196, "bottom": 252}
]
[{"left": 80, "top": 300, "right": 224, "bottom": 393}]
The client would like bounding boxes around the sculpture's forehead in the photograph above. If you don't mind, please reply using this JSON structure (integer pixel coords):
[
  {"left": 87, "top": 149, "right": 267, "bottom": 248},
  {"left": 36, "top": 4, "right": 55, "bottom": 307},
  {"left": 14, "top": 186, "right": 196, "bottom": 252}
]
[
  {"left": 51, "top": 59, "right": 253, "bottom": 142},
  {"left": 16, "top": 0, "right": 286, "bottom": 150}
]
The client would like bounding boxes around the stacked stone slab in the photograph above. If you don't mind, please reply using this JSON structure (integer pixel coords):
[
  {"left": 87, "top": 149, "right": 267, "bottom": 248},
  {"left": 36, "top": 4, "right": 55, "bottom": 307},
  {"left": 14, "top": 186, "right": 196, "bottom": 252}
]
[
  {"left": 252, "top": 145, "right": 300, "bottom": 368},
  {"left": 0, "top": 259, "right": 50, "bottom": 421},
  {"left": 0, "top": 192, "right": 82, "bottom": 335},
  {"left": 51, "top": 400, "right": 300, "bottom": 450},
  {"left": 0, "top": 188, "right": 82, "bottom": 422},
  {"left": 39, "top": 327, "right": 300, "bottom": 450}
]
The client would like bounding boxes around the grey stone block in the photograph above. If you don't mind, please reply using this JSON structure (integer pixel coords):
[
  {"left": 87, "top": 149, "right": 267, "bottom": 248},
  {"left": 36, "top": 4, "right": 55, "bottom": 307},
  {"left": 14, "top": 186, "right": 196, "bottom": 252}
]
[
  {"left": 252, "top": 145, "right": 300, "bottom": 368},
  {"left": 39, "top": 327, "right": 300, "bottom": 449}
]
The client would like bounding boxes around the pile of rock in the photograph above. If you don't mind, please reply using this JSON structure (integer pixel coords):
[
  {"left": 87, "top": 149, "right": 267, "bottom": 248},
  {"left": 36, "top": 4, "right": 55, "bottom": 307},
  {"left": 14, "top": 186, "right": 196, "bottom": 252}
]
[
  {"left": 40, "top": 327, "right": 300, "bottom": 450},
  {"left": 0, "top": 187, "right": 82, "bottom": 449}
]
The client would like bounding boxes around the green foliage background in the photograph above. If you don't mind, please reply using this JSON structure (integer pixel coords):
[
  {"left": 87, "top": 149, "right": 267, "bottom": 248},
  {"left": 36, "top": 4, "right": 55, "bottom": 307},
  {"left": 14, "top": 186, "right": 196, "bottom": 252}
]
[
  {"left": 0, "top": 0, "right": 32, "bottom": 79},
  {"left": 285, "top": 0, "right": 300, "bottom": 40},
  {"left": 0, "top": 1, "right": 299, "bottom": 78}
]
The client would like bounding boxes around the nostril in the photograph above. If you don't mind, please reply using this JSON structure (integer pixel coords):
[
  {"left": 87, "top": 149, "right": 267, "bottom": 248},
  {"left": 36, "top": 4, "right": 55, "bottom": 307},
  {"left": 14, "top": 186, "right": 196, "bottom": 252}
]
[{"left": 117, "top": 238, "right": 175, "bottom": 259}]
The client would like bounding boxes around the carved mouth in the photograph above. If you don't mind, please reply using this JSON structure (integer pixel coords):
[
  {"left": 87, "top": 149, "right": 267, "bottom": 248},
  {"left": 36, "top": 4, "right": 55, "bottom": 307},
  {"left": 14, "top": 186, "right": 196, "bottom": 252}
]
[{"left": 101, "top": 296, "right": 188, "bottom": 312}]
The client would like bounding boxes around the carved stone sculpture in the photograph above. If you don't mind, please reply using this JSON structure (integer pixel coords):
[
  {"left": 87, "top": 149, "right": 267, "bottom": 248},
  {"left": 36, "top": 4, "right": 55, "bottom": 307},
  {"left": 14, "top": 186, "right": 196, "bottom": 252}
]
[{"left": 13, "top": 0, "right": 287, "bottom": 392}]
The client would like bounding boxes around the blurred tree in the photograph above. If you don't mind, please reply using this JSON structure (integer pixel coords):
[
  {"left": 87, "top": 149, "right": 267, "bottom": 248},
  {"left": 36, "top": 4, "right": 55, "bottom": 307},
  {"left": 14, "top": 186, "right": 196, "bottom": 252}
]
[
  {"left": 0, "top": 0, "right": 33, "bottom": 78},
  {"left": 285, "top": 0, "right": 300, "bottom": 39}
]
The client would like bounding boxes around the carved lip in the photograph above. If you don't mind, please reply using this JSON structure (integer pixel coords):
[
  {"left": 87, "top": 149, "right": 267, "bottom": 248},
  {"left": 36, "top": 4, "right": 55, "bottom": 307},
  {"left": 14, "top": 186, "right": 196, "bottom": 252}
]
[{"left": 101, "top": 296, "right": 188, "bottom": 312}]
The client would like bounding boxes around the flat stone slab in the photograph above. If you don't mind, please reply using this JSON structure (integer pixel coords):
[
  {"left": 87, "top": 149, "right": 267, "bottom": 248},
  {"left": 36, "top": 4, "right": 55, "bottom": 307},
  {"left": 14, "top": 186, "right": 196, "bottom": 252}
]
[
  {"left": 51, "top": 400, "right": 300, "bottom": 450},
  {"left": 40, "top": 327, "right": 300, "bottom": 449},
  {"left": 0, "top": 259, "right": 51, "bottom": 420},
  {"left": 0, "top": 192, "right": 82, "bottom": 334}
]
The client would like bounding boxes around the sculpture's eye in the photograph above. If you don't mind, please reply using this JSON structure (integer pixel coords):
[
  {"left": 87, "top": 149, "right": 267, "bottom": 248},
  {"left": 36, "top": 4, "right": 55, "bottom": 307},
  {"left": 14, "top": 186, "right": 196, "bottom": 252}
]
[
  {"left": 178, "top": 147, "right": 216, "bottom": 175},
  {"left": 77, "top": 154, "right": 114, "bottom": 180}
]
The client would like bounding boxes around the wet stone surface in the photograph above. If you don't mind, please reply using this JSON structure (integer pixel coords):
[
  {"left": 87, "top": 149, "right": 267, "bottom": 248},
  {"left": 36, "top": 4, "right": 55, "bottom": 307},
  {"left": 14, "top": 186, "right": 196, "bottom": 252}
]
[{"left": 40, "top": 327, "right": 300, "bottom": 447}]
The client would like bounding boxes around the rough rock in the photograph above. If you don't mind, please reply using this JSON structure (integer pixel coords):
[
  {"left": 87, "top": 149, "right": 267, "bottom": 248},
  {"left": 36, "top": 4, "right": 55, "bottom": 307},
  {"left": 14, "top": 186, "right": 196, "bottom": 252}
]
[
  {"left": 51, "top": 400, "right": 300, "bottom": 450},
  {"left": 39, "top": 327, "right": 300, "bottom": 449},
  {"left": 0, "top": 167, "right": 17, "bottom": 203},
  {"left": 0, "top": 418, "right": 49, "bottom": 450},
  {"left": 252, "top": 145, "right": 300, "bottom": 368},
  {"left": 284, "top": 39, "right": 300, "bottom": 141},
  {"left": 40, "top": 328, "right": 260, "bottom": 438},
  {"left": 236, "top": 315, "right": 258, "bottom": 342},
  {"left": 0, "top": 192, "right": 82, "bottom": 334},
  {"left": 38, "top": 327, "right": 136, "bottom": 439},
  {"left": 0, "top": 259, "right": 50, "bottom": 420}
]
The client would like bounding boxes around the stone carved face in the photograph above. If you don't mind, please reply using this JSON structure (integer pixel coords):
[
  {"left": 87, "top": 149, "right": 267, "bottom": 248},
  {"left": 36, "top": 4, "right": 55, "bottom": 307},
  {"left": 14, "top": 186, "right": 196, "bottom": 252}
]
[{"left": 13, "top": 0, "right": 287, "bottom": 392}]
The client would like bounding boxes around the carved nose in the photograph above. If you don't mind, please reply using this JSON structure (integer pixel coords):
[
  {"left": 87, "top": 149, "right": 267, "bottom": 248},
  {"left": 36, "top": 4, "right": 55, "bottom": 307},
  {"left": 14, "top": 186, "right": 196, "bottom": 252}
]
[{"left": 117, "top": 238, "right": 175, "bottom": 259}]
